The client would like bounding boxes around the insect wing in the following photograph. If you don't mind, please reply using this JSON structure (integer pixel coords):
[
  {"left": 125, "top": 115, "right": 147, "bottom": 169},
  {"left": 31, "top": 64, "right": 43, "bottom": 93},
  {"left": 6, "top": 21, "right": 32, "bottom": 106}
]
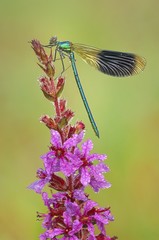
[{"left": 72, "top": 43, "right": 146, "bottom": 77}]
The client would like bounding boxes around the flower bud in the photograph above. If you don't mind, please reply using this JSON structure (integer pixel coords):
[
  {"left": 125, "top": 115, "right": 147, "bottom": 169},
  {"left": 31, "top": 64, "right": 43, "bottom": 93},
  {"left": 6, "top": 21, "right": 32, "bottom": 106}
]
[
  {"left": 39, "top": 77, "right": 55, "bottom": 101},
  {"left": 75, "top": 121, "right": 85, "bottom": 134},
  {"left": 31, "top": 40, "right": 49, "bottom": 65},
  {"left": 40, "top": 115, "right": 57, "bottom": 129},
  {"left": 56, "top": 77, "right": 65, "bottom": 97},
  {"left": 59, "top": 99, "right": 66, "bottom": 113}
]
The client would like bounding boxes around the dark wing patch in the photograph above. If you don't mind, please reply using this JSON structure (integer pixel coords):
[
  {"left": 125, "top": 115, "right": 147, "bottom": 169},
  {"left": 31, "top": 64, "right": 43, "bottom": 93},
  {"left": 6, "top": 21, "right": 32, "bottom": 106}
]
[{"left": 97, "top": 50, "right": 146, "bottom": 77}]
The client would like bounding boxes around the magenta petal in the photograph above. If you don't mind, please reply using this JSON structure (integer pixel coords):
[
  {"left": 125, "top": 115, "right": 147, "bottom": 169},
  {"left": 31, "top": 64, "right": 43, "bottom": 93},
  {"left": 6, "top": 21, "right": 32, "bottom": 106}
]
[
  {"left": 81, "top": 167, "right": 90, "bottom": 186},
  {"left": 28, "top": 179, "right": 49, "bottom": 193},
  {"left": 70, "top": 220, "right": 83, "bottom": 235},
  {"left": 91, "top": 164, "right": 109, "bottom": 181},
  {"left": 75, "top": 130, "right": 85, "bottom": 144},
  {"left": 96, "top": 220, "right": 106, "bottom": 235},
  {"left": 64, "top": 137, "right": 77, "bottom": 148},
  {"left": 66, "top": 202, "right": 80, "bottom": 216},
  {"left": 62, "top": 236, "right": 79, "bottom": 240},
  {"left": 90, "top": 178, "right": 111, "bottom": 192},
  {"left": 43, "top": 152, "right": 60, "bottom": 173},
  {"left": 82, "top": 139, "right": 93, "bottom": 156},
  {"left": 50, "top": 130, "right": 62, "bottom": 147},
  {"left": 60, "top": 155, "right": 82, "bottom": 176},
  {"left": 97, "top": 163, "right": 110, "bottom": 172},
  {"left": 88, "top": 153, "right": 107, "bottom": 162},
  {"left": 84, "top": 200, "right": 97, "bottom": 213},
  {"left": 73, "top": 189, "right": 88, "bottom": 201},
  {"left": 40, "top": 233, "right": 47, "bottom": 240},
  {"left": 64, "top": 131, "right": 84, "bottom": 148},
  {"left": 87, "top": 222, "right": 95, "bottom": 238},
  {"left": 88, "top": 236, "right": 96, "bottom": 240},
  {"left": 63, "top": 211, "right": 72, "bottom": 226},
  {"left": 42, "top": 192, "right": 49, "bottom": 205},
  {"left": 61, "top": 160, "right": 75, "bottom": 176},
  {"left": 94, "top": 212, "right": 109, "bottom": 225},
  {"left": 49, "top": 228, "right": 64, "bottom": 237}
]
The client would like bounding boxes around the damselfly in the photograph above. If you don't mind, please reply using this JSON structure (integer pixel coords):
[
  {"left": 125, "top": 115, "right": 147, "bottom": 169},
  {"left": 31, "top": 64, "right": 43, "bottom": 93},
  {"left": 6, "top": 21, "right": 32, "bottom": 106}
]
[{"left": 43, "top": 36, "right": 146, "bottom": 137}]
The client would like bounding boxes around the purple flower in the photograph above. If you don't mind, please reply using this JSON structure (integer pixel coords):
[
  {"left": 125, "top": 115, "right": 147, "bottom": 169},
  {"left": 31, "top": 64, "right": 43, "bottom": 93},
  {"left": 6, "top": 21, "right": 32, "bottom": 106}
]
[
  {"left": 28, "top": 168, "right": 50, "bottom": 193},
  {"left": 42, "top": 130, "right": 83, "bottom": 177},
  {"left": 28, "top": 130, "right": 114, "bottom": 238},
  {"left": 65, "top": 200, "right": 114, "bottom": 239},
  {"left": 89, "top": 163, "right": 111, "bottom": 192},
  {"left": 74, "top": 139, "right": 111, "bottom": 192}
]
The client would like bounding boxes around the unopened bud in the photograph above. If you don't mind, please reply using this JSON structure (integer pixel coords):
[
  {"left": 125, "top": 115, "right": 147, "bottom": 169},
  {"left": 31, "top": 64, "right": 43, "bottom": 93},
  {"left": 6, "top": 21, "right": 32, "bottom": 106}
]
[
  {"left": 59, "top": 99, "right": 66, "bottom": 113},
  {"left": 56, "top": 77, "right": 65, "bottom": 97},
  {"left": 31, "top": 40, "right": 49, "bottom": 65},
  {"left": 39, "top": 77, "right": 55, "bottom": 101},
  {"left": 40, "top": 115, "right": 57, "bottom": 129},
  {"left": 75, "top": 121, "right": 85, "bottom": 134}
]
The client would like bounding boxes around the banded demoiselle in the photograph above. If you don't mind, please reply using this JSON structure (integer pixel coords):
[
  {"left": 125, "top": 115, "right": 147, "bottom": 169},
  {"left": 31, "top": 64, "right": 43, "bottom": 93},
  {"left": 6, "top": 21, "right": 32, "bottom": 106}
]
[{"left": 43, "top": 36, "right": 146, "bottom": 137}]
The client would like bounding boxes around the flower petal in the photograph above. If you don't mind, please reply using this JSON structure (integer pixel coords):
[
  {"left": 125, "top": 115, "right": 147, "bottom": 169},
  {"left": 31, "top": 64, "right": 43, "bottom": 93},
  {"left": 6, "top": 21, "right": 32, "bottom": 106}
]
[
  {"left": 28, "top": 178, "right": 49, "bottom": 193},
  {"left": 60, "top": 156, "right": 82, "bottom": 176},
  {"left": 51, "top": 130, "right": 62, "bottom": 147},
  {"left": 81, "top": 167, "right": 90, "bottom": 186},
  {"left": 66, "top": 202, "right": 80, "bottom": 216},
  {"left": 87, "top": 222, "right": 95, "bottom": 238},
  {"left": 70, "top": 220, "right": 83, "bottom": 235},
  {"left": 73, "top": 189, "right": 88, "bottom": 201},
  {"left": 88, "top": 153, "right": 107, "bottom": 162},
  {"left": 84, "top": 200, "right": 97, "bottom": 213},
  {"left": 90, "top": 177, "right": 111, "bottom": 192},
  {"left": 82, "top": 140, "right": 93, "bottom": 157}
]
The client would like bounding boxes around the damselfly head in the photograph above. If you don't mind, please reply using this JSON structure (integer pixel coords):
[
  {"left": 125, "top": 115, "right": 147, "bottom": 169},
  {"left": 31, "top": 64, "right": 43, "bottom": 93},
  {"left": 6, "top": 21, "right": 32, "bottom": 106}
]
[{"left": 49, "top": 36, "right": 58, "bottom": 46}]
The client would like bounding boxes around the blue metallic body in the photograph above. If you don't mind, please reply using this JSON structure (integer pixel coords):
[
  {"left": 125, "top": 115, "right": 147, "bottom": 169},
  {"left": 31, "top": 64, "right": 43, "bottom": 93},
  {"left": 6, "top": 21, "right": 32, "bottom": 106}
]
[
  {"left": 57, "top": 41, "right": 99, "bottom": 137},
  {"left": 69, "top": 52, "right": 99, "bottom": 137}
]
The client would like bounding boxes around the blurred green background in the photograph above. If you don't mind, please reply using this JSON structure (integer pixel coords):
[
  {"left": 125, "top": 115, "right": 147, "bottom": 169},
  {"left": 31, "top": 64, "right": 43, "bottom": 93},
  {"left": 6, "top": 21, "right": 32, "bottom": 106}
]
[{"left": 1, "top": 0, "right": 159, "bottom": 239}]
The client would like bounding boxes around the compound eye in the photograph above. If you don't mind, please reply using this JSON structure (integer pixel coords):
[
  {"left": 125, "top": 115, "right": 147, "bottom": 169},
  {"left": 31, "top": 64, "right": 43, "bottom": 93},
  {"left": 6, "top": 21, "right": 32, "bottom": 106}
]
[{"left": 49, "top": 36, "right": 57, "bottom": 46}]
